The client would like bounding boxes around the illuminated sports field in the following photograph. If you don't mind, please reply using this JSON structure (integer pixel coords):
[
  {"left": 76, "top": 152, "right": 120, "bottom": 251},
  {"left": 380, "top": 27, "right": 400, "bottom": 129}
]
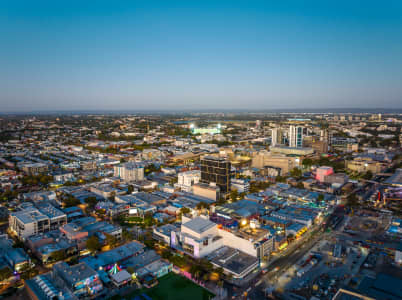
[{"left": 120, "top": 273, "right": 214, "bottom": 300}]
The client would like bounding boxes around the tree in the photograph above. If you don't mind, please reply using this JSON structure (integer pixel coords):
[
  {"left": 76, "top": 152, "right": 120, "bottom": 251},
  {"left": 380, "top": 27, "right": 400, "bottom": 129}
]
[
  {"left": 249, "top": 181, "right": 271, "bottom": 193},
  {"left": 290, "top": 168, "right": 302, "bottom": 178},
  {"left": 180, "top": 207, "right": 191, "bottom": 216},
  {"left": 85, "top": 196, "right": 98, "bottom": 208},
  {"left": 302, "top": 158, "right": 313, "bottom": 168},
  {"left": 196, "top": 202, "right": 210, "bottom": 211},
  {"left": 64, "top": 196, "right": 81, "bottom": 208},
  {"left": 190, "top": 265, "right": 202, "bottom": 279},
  {"left": 19, "top": 263, "right": 37, "bottom": 280},
  {"left": 49, "top": 250, "right": 65, "bottom": 262},
  {"left": 86, "top": 236, "right": 101, "bottom": 253},
  {"left": 346, "top": 193, "right": 359, "bottom": 208},
  {"left": 105, "top": 233, "right": 118, "bottom": 248},
  {"left": 0, "top": 267, "right": 12, "bottom": 281},
  {"left": 145, "top": 164, "right": 161, "bottom": 175},
  {"left": 287, "top": 233, "right": 295, "bottom": 243},
  {"left": 122, "top": 228, "right": 133, "bottom": 241},
  {"left": 362, "top": 170, "right": 373, "bottom": 180},
  {"left": 215, "top": 267, "right": 224, "bottom": 279},
  {"left": 161, "top": 250, "right": 172, "bottom": 260},
  {"left": 108, "top": 191, "right": 116, "bottom": 201},
  {"left": 230, "top": 189, "right": 238, "bottom": 202},
  {"left": 317, "top": 194, "right": 325, "bottom": 203},
  {"left": 143, "top": 214, "right": 156, "bottom": 227},
  {"left": 127, "top": 185, "right": 134, "bottom": 194},
  {"left": 275, "top": 175, "right": 287, "bottom": 183}
]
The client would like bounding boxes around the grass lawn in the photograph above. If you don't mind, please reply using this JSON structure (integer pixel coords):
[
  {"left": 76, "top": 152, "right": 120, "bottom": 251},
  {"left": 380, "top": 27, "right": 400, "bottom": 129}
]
[{"left": 121, "top": 273, "right": 214, "bottom": 300}]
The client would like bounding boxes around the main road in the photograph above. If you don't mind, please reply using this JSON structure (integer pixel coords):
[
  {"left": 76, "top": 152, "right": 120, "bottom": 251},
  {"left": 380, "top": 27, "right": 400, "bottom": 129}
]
[{"left": 230, "top": 224, "right": 329, "bottom": 299}]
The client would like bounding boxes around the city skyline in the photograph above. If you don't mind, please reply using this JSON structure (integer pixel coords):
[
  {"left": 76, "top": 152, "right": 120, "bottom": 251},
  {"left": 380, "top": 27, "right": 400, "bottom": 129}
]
[{"left": 1, "top": 1, "right": 402, "bottom": 112}]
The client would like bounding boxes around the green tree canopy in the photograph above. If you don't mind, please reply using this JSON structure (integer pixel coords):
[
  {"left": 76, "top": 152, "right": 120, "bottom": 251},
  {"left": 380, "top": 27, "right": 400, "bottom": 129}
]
[{"left": 86, "top": 236, "right": 101, "bottom": 253}]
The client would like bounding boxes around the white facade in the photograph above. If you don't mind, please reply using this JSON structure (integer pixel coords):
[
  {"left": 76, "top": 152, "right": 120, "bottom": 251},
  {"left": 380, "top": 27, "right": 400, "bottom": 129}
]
[
  {"left": 9, "top": 205, "right": 67, "bottom": 239},
  {"left": 175, "top": 170, "right": 201, "bottom": 192},
  {"left": 114, "top": 162, "right": 144, "bottom": 182},
  {"left": 174, "top": 217, "right": 273, "bottom": 259},
  {"left": 176, "top": 217, "right": 223, "bottom": 258},
  {"left": 271, "top": 128, "right": 278, "bottom": 147},
  {"left": 289, "top": 125, "right": 304, "bottom": 148},
  {"left": 231, "top": 179, "right": 250, "bottom": 193}
]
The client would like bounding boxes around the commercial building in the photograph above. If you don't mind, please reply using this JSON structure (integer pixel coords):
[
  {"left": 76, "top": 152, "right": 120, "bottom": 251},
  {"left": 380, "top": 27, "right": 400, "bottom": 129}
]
[
  {"left": 346, "top": 158, "right": 387, "bottom": 174},
  {"left": 316, "top": 166, "right": 334, "bottom": 182},
  {"left": 312, "top": 140, "right": 329, "bottom": 154},
  {"left": 218, "top": 226, "right": 274, "bottom": 259},
  {"left": 252, "top": 150, "right": 300, "bottom": 175},
  {"left": 192, "top": 183, "right": 219, "bottom": 201},
  {"left": 207, "top": 246, "right": 259, "bottom": 282},
  {"left": 52, "top": 262, "right": 103, "bottom": 298},
  {"left": 200, "top": 156, "right": 231, "bottom": 197},
  {"left": 25, "top": 261, "right": 104, "bottom": 300},
  {"left": 153, "top": 224, "right": 180, "bottom": 246},
  {"left": 289, "top": 125, "right": 303, "bottom": 148},
  {"left": 270, "top": 145, "right": 314, "bottom": 156},
  {"left": 270, "top": 206, "right": 319, "bottom": 228}
]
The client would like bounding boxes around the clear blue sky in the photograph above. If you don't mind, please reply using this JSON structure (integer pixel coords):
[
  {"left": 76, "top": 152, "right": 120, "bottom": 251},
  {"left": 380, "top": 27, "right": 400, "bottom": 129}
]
[{"left": 1, "top": 1, "right": 402, "bottom": 111}]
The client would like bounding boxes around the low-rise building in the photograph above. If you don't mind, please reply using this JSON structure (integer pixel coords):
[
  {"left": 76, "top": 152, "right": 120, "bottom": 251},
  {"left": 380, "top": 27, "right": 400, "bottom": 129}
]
[
  {"left": 207, "top": 246, "right": 259, "bottom": 282},
  {"left": 9, "top": 203, "right": 67, "bottom": 239},
  {"left": 172, "top": 217, "right": 223, "bottom": 258}
]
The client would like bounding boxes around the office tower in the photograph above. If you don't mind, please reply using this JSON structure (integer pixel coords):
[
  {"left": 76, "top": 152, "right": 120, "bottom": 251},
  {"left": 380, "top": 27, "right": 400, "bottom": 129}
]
[
  {"left": 271, "top": 127, "right": 283, "bottom": 146},
  {"left": 320, "top": 129, "right": 328, "bottom": 142},
  {"left": 200, "top": 156, "right": 231, "bottom": 196},
  {"left": 289, "top": 125, "right": 303, "bottom": 148},
  {"left": 271, "top": 128, "right": 278, "bottom": 147}
]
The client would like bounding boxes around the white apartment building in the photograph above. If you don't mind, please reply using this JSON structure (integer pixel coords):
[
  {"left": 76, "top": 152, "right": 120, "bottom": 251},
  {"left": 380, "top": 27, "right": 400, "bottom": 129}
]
[
  {"left": 172, "top": 216, "right": 274, "bottom": 260},
  {"left": 175, "top": 170, "right": 201, "bottom": 192},
  {"left": 230, "top": 178, "right": 250, "bottom": 193},
  {"left": 9, "top": 204, "right": 67, "bottom": 239},
  {"left": 114, "top": 162, "right": 145, "bottom": 182},
  {"left": 172, "top": 217, "right": 223, "bottom": 258}
]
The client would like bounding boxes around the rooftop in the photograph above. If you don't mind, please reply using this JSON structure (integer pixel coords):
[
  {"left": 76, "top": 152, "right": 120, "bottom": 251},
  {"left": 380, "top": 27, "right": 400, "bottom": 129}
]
[
  {"left": 11, "top": 207, "right": 48, "bottom": 224},
  {"left": 54, "top": 262, "right": 98, "bottom": 286},
  {"left": 182, "top": 217, "right": 216, "bottom": 234},
  {"left": 208, "top": 246, "right": 259, "bottom": 276}
]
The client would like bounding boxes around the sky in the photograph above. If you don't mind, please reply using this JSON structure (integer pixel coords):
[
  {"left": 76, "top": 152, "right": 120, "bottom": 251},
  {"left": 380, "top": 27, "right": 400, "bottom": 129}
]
[{"left": 1, "top": 1, "right": 402, "bottom": 112}]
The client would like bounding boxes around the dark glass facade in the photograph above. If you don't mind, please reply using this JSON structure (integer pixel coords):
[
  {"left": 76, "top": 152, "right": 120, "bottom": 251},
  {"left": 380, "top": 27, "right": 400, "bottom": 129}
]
[{"left": 200, "top": 156, "right": 231, "bottom": 195}]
